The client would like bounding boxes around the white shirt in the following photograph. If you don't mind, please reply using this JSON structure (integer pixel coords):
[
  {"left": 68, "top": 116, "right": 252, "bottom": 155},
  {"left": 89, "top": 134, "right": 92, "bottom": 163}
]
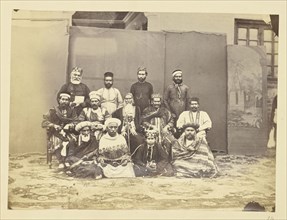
[
  {"left": 176, "top": 110, "right": 212, "bottom": 137},
  {"left": 96, "top": 87, "right": 123, "bottom": 115}
]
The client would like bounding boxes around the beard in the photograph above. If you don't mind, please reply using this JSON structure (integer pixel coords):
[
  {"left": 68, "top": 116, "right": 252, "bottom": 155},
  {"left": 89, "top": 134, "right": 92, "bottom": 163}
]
[
  {"left": 70, "top": 78, "right": 81, "bottom": 85},
  {"left": 59, "top": 103, "right": 68, "bottom": 109},
  {"left": 191, "top": 107, "right": 198, "bottom": 112},
  {"left": 173, "top": 79, "right": 183, "bottom": 84},
  {"left": 91, "top": 104, "right": 99, "bottom": 109},
  {"left": 138, "top": 77, "right": 146, "bottom": 82},
  {"left": 80, "top": 134, "right": 90, "bottom": 142},
  {"left": 105, "top": 83, "right": 113, "bottom": 89},
  {"left": 185, "top": 133, "right": 195, "bottom": 140},
  {"left": 153, "top": 104, "right": 160, "bottom": 109}
]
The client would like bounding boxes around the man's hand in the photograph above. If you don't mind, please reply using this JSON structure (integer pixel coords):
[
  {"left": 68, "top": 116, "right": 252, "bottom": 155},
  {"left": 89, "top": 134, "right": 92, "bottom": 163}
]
[
  {"left": 53, "top": 124, "right": 62, "bottom": 131},
  {"left": 130, "top": 129, "right": 137, "bottom": 136},
  {"left": 70, "top": 102, "right": 77, "bottom": 108},
  {"left": 148, "top": 125, "right": 157, "bottom": 131},
  {"left": 147, "top": 161, "right": 156, "bottom": 169},
  {"left": 95, "top": 124, "right": 103, "bottom": 130},
  {"left": 121, "top": 159, "right": 128, "bottom": 166},
  {"left": 97, "top": 157, "right": 104, "bottom": 164},
  {"left": 82, "top": 155, "right": 89, "bottom": 160},
  {"left": 64, "top": 123, "right": 74, "bottom": 131},
  {"left": 163, "top": 125, "right": 170, "bottom": 133},
  {"left": 98, "top": 158, "right": 107, "bottom": 167}
]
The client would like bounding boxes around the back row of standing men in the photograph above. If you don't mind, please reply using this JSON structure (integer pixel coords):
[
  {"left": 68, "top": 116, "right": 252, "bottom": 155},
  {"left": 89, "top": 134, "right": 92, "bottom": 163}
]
[
  {"left": 42, "top": 66, "right": 217, "bottom": 179},
  {"left": 57, "top": 67, "right": 192, "bottom": 118}
]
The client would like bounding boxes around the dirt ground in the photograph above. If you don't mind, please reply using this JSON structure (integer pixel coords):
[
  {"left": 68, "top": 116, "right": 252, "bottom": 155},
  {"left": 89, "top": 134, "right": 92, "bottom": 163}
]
[{"left": 7, "top": 148, "right": 276, "bottom": 213}]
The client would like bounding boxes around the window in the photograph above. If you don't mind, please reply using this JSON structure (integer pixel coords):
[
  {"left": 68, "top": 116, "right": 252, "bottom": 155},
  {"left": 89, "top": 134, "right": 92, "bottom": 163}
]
[{"left": 235, "top": 19, "right": 278, "bottom": 79}]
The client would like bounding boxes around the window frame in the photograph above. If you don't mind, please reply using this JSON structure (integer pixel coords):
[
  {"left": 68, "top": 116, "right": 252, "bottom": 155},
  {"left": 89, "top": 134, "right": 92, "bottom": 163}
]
[{"left": 234, "top": 18, "right": 278, "bottom": 80}]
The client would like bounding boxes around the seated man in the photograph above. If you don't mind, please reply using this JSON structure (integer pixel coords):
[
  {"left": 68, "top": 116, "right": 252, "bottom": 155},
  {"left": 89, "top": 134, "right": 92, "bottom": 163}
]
[
  {"left": 133, "top": 130, "right": 174, "bottom": 177},
  {"left": 78, "top": 91, "right": 111, "bottom": 141},
  {"left": 65, "top": 121, "right": 102, "bottom": 179},
  {"left": 142, "top": 93, "right": 177, "bottom": 162},
  {"left": 177, "top": 97, "right": 212, "bottom": 139},
  {"left": 172, "top": 123, "right": 218, "bottom": 178},
  {"left": 97, "top": 118, "right": 135, "bottom": 178},
  {"left": 42, "top": 92, "right": 77, "bottom": 169},
  {"left": 112, "top": 93, "right": 145, "bottom": 156}
]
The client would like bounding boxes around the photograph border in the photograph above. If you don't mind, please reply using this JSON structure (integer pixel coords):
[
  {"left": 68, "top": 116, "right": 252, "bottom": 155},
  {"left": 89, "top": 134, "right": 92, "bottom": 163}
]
[{"left": 1, "top": 1, "right": 286, "bottom": 219}]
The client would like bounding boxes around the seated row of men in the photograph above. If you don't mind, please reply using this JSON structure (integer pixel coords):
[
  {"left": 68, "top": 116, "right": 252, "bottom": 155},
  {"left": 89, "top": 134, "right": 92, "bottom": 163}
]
[{"left": 42, "top": 89, "right": 218, "bottom": 179}]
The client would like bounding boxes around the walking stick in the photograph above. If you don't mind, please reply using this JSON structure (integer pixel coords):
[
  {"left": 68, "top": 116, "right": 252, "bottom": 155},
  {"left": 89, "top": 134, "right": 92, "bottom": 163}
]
[
  {"left": 126, "top": 118, "right": 131, "bottom": 153},
  {"left": 47, "top": 131, "right": 53, "bottom": 169},
  {"left": 156, "top": 118, "right": 162, "bottom": 144},
  {"left": 70, "top": 157, "right": 85, "bottom": 169}
]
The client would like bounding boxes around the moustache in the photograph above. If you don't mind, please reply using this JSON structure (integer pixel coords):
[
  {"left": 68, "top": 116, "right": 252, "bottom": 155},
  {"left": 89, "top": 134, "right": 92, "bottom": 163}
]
[
  {"left": 185, "top": 133, "right": 195, "bottom": 139},
  {"left": 174, "top": 80, "right": 182, "bottom": 84}
]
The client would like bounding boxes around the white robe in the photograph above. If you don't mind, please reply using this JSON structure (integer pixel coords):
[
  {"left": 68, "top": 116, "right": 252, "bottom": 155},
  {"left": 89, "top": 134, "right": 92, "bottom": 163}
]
[
  {"left": 176, "top": 110, "right": 212, "bottom": 137},
  {"left": 98, "top": 134, "right": 135, "bottom": 178}
]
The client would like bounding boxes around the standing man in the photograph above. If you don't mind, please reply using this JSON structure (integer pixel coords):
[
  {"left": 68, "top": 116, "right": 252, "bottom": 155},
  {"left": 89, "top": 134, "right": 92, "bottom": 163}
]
[
  {"left": 130, "top": 67, "right": 153, "bottom": 114},
  {"left": 57, "top": 67, "right": 90, "bottom": 116},
  {"left": 267, "top": 95, "right": 277, "bottom": 148},
  {"left": 96, "top": 72, "right": 123, "bottom": 115},
  {"left": 164, "top": 69, "right": 191, "bottom": 119},
  {"left": 177, "top": 97, "right": 212, "bottom": 139}
]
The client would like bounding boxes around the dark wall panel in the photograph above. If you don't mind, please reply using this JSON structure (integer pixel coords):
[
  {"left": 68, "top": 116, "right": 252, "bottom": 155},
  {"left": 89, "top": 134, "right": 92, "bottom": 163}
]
[
  {"left": 68, "top": 27, "right": 165, "bottom": 96},
  {"left": 165, "top": 32, "right": 228, "bottom": 152},
  {"left": 10, "top": 25, "right": 228, "bottom": 154}
]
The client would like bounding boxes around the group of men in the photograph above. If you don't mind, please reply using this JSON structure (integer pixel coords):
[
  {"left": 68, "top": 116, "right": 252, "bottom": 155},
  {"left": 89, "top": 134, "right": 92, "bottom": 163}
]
[{"left": 42, "top": 66, "right": 218, "bottom": 179}]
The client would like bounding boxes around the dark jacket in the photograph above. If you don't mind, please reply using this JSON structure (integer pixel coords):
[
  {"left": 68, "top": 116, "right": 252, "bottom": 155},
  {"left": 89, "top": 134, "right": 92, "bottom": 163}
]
[{"left": 133, "top": 142, "right": 169, "bottom": 167}]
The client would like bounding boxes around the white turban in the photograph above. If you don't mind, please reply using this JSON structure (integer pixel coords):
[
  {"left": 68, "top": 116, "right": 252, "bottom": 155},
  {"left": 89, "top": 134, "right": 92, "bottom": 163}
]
[
  {"left": 151, "top": 93, "right": 162, "bottom": 100},
  {"left": 59, "top": 93, "right": 71, "bottom": 99},
  {"left": 89, "top": 91, "right": 101, "bottom": 101},
  {"left": 104, "top": 118, "right": 121, "bottom": 127},
  {"left": 75, "top": 121, "right": 92, "bottom": 132},
  {"left": 172, "top": 70, "right": 182, "bottom": 77}
]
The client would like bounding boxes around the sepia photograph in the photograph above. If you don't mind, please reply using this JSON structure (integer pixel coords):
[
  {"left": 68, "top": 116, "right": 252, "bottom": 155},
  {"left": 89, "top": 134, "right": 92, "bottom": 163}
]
[{"left": 1, "top": 1, "right": 286, "bottom": 220}]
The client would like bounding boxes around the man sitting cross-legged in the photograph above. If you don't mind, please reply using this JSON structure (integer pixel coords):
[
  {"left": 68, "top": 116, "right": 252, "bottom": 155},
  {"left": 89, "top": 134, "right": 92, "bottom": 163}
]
[
  {"left": 133, "top": 130, "right": 174, "bottom": 177},
  {"left": 172, "top": 123, "right": 218, "bottom": 178},
  {"left": 65, "top": 121, "right": 103, "bottom": 179},
  {"left": 97, "top": 118, "right": 135, "bottom": 178}
]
